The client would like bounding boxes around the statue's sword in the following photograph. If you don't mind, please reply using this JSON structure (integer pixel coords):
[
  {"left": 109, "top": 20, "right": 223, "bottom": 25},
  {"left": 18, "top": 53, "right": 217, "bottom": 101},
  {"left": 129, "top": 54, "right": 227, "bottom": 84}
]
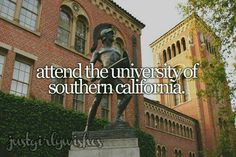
[{"left": 91, "top": 57, "right": 130, "bottom": 82}]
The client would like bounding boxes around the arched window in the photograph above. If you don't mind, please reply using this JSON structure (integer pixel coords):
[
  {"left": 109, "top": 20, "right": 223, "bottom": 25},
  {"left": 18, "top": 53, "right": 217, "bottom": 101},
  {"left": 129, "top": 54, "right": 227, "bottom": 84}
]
[
  {"left": 157, "top": 146, "right": 161, "bottom": 157},
  {"left": 181, "top": 37, "right": 186, "bottom": 51},
  {"left": 167, "top": 47, "right": 171, "bottom": 60},
  {"left": 19, "top": 0, "right": 40, "bottom": 31},
  {"left": 56, "top": 6, "right": 72, "bottom": 46},
  {"left": 146, "top": 112, "right": 150, "bottom": 126},
  {"left": 163, "top": 50, "right": 167, "bottom": 63},
  {"left": 189, "top": 152, "right": 193, "bottom": 157},
  {"left": 160, "top": 117, "right": 164, "bottom": 130},
  {"left": 156, "top": 116, "right": 160, "bottom": 129},
  {"left": 101, "top": 94, "right": 109, "bottom": 120},
  {"left": 174, "top": 149, "right": 178, "bottom": 157},
  {"left": 183, "top": 126, "right": 186, "bottom": 137},
  {"left": 176, "top": 123, "right": 179, "bottom": 135},
  {"left": 169, "top": 120, "right": 172, "bottom": 133},
  {"left": 187, "top": 127, "right": 190, "bottom": 138},
  {"left": 180, "top": 125, "right": 183, "bottom": 136},
  {"left": 178, "top": 150, "right": 182, "bottom": 157},
  {"left": 151, "top": 114, "right": 155, "bottom": 127},
  {"left": 161, "top": 147, "right": 166, "bottom": 157},
  {"left": 181, "top": 75, "right": 189, "bottom": 102},
  {"left": 75, "top": 16, "right": 88, "bottom": 54},
  {"left": 190, "top": 128, "right": 193, "bottom": 139},
  {"left": 172, "top": 44, "right": 176, "bottom": 57},
  {"left": 172, "top": 122, "right": 176, "bottom": 133},
  {"left": 173, "top": 80, "right": 180, "bottom": 106},
  {"left": 177, "top": 41, "right": 181, "bottom": 54},
  {"left": 164, "top": 119, "right": 168, "bottom": 131}
]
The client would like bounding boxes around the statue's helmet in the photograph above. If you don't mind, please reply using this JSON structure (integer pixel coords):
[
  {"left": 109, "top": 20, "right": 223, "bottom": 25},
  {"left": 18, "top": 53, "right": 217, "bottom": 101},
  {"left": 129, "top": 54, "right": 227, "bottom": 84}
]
[
  {"left": 90, "top": 23, "right": 115, "bottom": 53},
  {"left": 100, "top": 28, "right": 115, "bottom": 41}
]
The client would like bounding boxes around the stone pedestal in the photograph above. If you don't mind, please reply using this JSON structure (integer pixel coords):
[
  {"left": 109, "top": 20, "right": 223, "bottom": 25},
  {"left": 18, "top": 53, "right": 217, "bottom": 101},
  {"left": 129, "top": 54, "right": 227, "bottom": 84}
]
[
  {"left": 68, "top": 121, "right": 140, "bottom": 157},
  {"left": 69, "top": 138, "right": 140, "bottom": 157}
]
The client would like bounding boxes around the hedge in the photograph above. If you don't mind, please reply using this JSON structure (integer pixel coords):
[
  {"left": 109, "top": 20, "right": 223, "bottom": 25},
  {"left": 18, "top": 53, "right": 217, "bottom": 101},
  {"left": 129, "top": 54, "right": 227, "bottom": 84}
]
[{"left": 0, "top": 91, "right": 155, "bottom": 157}]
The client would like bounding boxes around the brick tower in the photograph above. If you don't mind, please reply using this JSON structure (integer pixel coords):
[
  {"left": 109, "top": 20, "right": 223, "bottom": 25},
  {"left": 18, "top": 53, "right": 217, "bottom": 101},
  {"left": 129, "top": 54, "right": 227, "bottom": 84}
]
[{"left": 150, "top": 14, "right": 221, "bottom": 154}]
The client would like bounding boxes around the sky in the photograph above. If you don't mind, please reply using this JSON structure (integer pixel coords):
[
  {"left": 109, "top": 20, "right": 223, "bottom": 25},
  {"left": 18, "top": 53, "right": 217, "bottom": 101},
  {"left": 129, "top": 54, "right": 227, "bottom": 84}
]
[
  {"left": 113, "top": 0, "right": 236, "bottom": 106},
  {"left": 113, "top": 0, "right": 186, "bottom": 67}
]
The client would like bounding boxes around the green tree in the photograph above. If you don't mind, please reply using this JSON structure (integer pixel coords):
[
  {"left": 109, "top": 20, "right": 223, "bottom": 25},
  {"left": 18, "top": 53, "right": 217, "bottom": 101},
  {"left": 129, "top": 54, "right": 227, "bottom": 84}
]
[
  {"left": 197, "top": 57, "right": 236, "bottom": 157},
  {"left": 178, "top": 0, "right": 235, "bottom": 52},
  {"left": 179, "top": 1, "right": 236, "bottom": 156}
]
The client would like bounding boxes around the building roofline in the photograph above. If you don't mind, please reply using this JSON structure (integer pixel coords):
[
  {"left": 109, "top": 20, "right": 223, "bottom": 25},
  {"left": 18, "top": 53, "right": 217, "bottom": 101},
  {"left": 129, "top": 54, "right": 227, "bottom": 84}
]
[
  {"left": 107, "top": 0, "right": 145, "bottom": 29},
  {"left": 144, "top": 97, "right": 199, "bottom": 123},
  {"left": 150, "top": 13, "right": 218, "bottom": 47}
]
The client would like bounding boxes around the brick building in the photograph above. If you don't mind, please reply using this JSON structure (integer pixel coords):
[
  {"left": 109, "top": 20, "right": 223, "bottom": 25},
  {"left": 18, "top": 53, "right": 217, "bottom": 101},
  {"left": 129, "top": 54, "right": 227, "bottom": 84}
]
[
  {"left": 149, "top": 14, "right": 221, "bottom": 157},
  {"left": 0, "top": 1, "right": 222, "bottom": 157},
  {"left": 0, "top": 0, "right": 145, "bottom": 126}
]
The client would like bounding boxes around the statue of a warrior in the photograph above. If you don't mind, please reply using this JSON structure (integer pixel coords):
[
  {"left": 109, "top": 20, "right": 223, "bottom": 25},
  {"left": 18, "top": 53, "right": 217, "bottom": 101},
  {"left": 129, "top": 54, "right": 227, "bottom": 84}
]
[{"left": 84, "top": 24, "right": 132, "bottom": 132}]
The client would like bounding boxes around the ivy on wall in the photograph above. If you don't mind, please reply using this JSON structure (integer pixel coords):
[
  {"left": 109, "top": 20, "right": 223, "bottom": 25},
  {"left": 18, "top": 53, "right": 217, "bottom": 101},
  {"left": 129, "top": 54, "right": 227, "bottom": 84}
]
[{"left": 0, "top": 91, "right": 155, "bottom": 157}]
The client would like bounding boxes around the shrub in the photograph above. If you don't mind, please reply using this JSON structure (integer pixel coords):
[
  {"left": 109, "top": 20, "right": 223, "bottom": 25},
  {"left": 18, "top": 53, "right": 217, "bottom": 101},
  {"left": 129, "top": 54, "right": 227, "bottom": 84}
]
[{"left": 0, "top": 91, "right": 155, "bottom": 157}]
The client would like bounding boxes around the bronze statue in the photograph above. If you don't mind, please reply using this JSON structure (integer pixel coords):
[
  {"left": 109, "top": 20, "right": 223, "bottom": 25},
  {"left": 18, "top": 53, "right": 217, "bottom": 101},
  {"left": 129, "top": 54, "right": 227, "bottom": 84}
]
[{"left": 84, "top": 24, "right": 132, "bottom": 132}]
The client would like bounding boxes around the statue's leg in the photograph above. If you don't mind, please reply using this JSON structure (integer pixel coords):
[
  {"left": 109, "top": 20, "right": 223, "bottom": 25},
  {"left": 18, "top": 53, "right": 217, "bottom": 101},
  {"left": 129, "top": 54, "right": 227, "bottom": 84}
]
[
  {"left": 84, "top": 94, "right": 103, "bottom": 132},
  {"left": 84, "top": 81, "right": 104, "bottom": 132},
  {"left": 111, "top": 79, "right": 132, "bottom": 122}
]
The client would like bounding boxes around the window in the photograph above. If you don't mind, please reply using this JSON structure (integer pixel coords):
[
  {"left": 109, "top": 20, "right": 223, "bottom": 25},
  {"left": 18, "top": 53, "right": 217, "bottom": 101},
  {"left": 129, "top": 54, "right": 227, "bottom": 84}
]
[
  {"left": 172, "top": 44, "right": 176, "bottom": 57},
  {"left": 181, "top": 37, "right": 186, "bottom": 51},
  {"left": 164, "top": 119, "right": 168, "bottom": 131},
  {"left": 157, "top": 146, "right": 161, "bottom": 157},
  {"left": 173, "top": 80, "right": 180, "bottom": 106},
  {"left": 175, "top": 149, "right": 178, "bottom": 157},
  {"left": 19, "top": 0, "right": 39, "bottom": 31},
  {"left": 174, "top": 94, "right": 180, "bottom": 106},
  {"left": 160, "top": 117, "right": 164, "bottom": 130},
  {"left": 177, "top": 41, "right": 181, "bottom": 54},
  {"left": 156, "top": 116, "right": 159, "bottom": 128},
  {"left": 180, "top": 125, "right": 183, "bottom": 136},
  {"left": 101, "top": 94, "right": 109, "bottom": 120},
  {"left": 178, "top": 150, "right": 182, "bottom": 157},
  {"left": 0, "top": 0, "right": 40, "bottom": 31},
  {"left": 168, "top": 120, "right": 172, "bottom": 133},
  {"left": 190, "top": 128, "right": 193, "bottom": 138},
  {"left": 163, "top": 50, "right": 167, "bottom": 63},
  {"left": 10, "top": 60, "right": 31, "bottom": 97},
  {"left": 0, "top": 0, "right": 16, "bottom": 20},
  {"left": 187, "top": 127, "right": 190, "bottom": 138},
  {"left": 0, "top": 54, "right": 5, "bottom": 85},
  {"left": 167, "top": 47, "right": 171, "bottom": 60},
  {"left": 56, "top": 7, "right": 72, "bottom": 47},
  {"left": 183, "top": 126, "right": 186, "bottom": 137},
  {"left": 181, "top": 75, "right": 189, "bottom": 102},
  {"left": 117, "top": 96, "right": 125, "bottom": 120},
  {"left": 151, "top": 114, "right": 155, "bottom": 127},
  {"left": 75, "top": 16, "right": 88, "bottom": 54},
  {"left": 175, "top": 149, "right": 182, "bottom": 157},
  {"left": 73, "top": 92, "right": 84, "bottom": 112},
  {"left": 161, "top": 147, "right": 166, "bottom": 157},
  {"left": 51, "top": 77, "right": 65, "bottom": 105},
  {"left": 176, "top": 123, "right": 179, "bottom": 135},
  {"left": 56, "top": 3, "right": 89, "bottom": 54},
  {"left": 146, "top": 112, "right": 150, "bottom": 126},
  {"left": 189, "top": 152, "right": 193, "bottom": 157},
  {"left": 73, "top": 79, "right": 85, "bottom": 112},
  {"left": 172, "top": 122, "right": 176, "bottom": 133}
]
